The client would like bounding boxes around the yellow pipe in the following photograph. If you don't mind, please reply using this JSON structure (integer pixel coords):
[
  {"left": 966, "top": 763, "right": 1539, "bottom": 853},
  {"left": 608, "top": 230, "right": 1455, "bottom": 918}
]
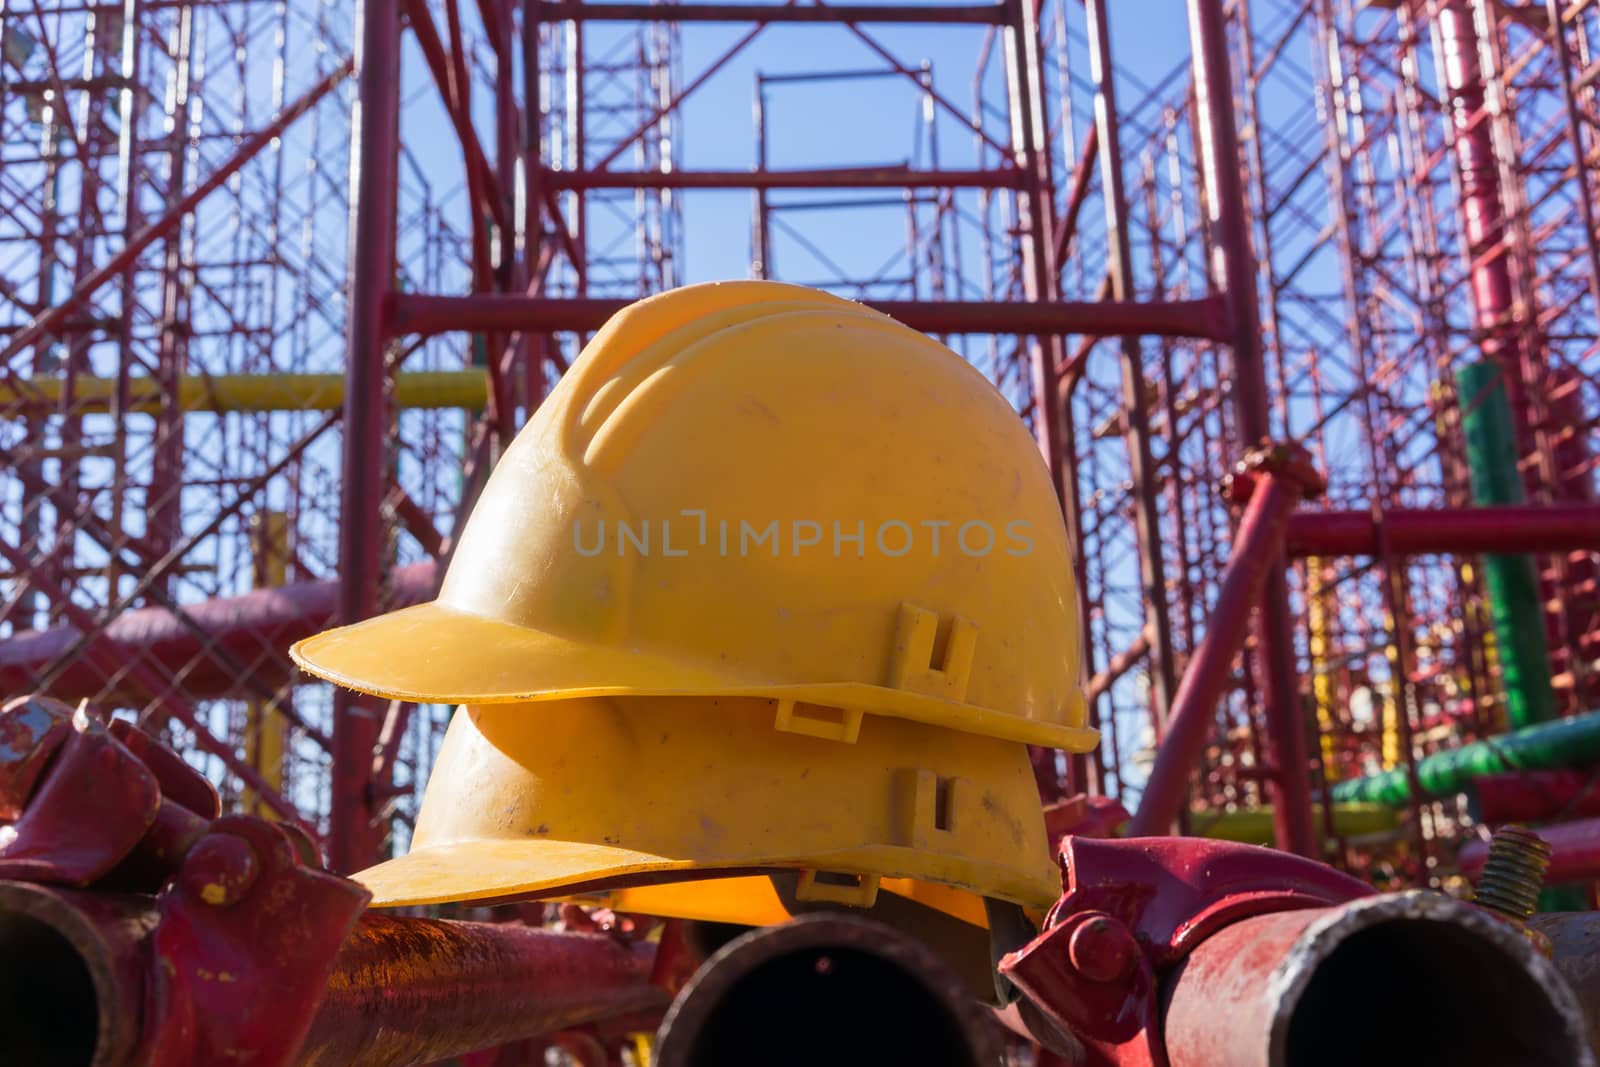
[
  {"left": 1306, "top": 557, "right": 1340, "bottom": 781},
  {"left": 0, "top": 370, "right": 490, "bottom": 413},
  {"left": 245, "top": 511, "right": 289, "bottom": 819},
  {"left": 1382, "top": 637, "right": 1403, "bottom": 771},
  {"left": 1188, "top": 804, "right": 1399, "bottom": 845}
]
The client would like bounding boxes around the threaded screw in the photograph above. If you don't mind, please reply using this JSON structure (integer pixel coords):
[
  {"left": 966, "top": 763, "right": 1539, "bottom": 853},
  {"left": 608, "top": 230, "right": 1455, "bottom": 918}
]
[{"left": 1473, "top": 825, "right": 1552, "bottom": 920}]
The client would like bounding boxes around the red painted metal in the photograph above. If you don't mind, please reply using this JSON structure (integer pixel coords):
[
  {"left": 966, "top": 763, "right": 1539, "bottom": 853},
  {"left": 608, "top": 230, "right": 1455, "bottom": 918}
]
[
  {"left": 146, "top": 816, "right": 373, "bottom": 1065},
  {"left": 1085, "top": 0, "right": 1177, "bottom": 735},
  {"left": 0, "top": 865, "right": 663, "bottom": 1067},
  {"left": 0, "top": 707, "right": 161, "bottom": 886},
  {"left": 1471, "top": 770, "right": 1600, "bottom": 824},
  {"left": 0, "top": 694, "right": 666, "bottom": 1066},
  {"left": 1530, "top": 910, "right": 1600, "bottom": 1064},
  {"left": 390, "top": 292, "right": 1233, "bottom": 340},
  {"left": 1000, "top": 835, "right": 1371, "bottom": 1065},
  {"left": 1285, "top": 504, "right": 1600, "bottom": 557},
  {"left": 0, "top": 552, "right": 312, "bottom": 830},
  {"left": 1545, "top": 0, "right": 1600, "bottom": 314},
  {"left": 1042, "top": 793, "right": 1132, "bottom": 845},
  {"left": 654, "top": 915, "right": 1000, "bottom": 1067},
  {"left": 0, "top": 697, "right": 214, "bottom": 888},
  {"left": 7, "top": 696, "right": 1599, "bottom": 1065},
  {"left": 1000, "top": 837, "right": 1590, "bottom": 1067},
  {"left": 545, "top": 167, "right": 1024, "bottom": 189},
  {"left": 0, "top": 881, "right": 157, "bottom": 1066},
  {"left": 331, "top": 0, "right": 404, "bottom": 875},
  {"left": 1129, "top": 446, "right": 1323, "bottom": 839},
  {"left": 1085, "top": 629, "right": 1151, "bottom": 704},
  {"left": 0, "top": 59, "right": 355, "bottom": 364},
  {"left": 0, "top": 696, "right": 366, "bottom": 1064},
  {"left": 0, "top": 695, "right": 74, "bottom": 820},
  {"left": 1439, "top": 2, "right": 1534, "bottom": 445},
  {"left": 539, "top": 1, "right": 1008, "bottom": 22},
  {"left": 1460, "top": 815, "right": 1600, "bottom": 884},
  {"left": 1184, "top": 0, "right": 1317, "bottom": 858},
  {"left": 1162, "top": 891, "right": 1589, "bottom": 1067},
  {"left": 0, "top": 563, "right": 439, "bottom": 704},
  {"left": 300, "top": 916, "right": 665, "bottom": 1066},
  {"left": 1053, "top": 123, "right": 1099, "bottom": 270},
  {"left": 405, "top": 0, "right": 510, "bottom": 233},
  {"left": 6, "top": 0, "right": 1600, "bottom": 976},
  {"left": 999, "top": 0, "right": 1074, "bottom": 803}
]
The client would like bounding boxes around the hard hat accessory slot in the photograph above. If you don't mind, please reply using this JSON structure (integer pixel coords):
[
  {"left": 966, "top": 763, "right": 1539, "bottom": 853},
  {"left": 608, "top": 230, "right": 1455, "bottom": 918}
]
[
  {"left": 889, "top": 604, "right": 977, "bottom": 703},
  {"left": 773, "top": 699, "right": 863, "bottom": 744},
  {"left": 794, "top": 869, "right": 882, "bottom": 908},
  {"left": 894, "top": 768, "right": 967, "bottom": 848}
]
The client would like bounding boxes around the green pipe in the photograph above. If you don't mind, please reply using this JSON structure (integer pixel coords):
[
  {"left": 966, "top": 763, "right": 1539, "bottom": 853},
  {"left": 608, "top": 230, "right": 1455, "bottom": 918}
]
[
  {"left": 1330, "top": 709, "right": 1600, "bottom": 806},
  {"left": 1456, "top": 361, "right": 1556, "bottom": 728},
  {"left": 1186, "top": 803, "right": 1398, "bottom": 845}
]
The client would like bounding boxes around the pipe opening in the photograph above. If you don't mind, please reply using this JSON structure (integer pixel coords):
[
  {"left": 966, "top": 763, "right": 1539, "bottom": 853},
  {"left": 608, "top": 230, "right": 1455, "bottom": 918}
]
[
  {"left": 685, "top": 944, "right": 975, "bottom": 1066},
  {"left": 1284, "top": 917, "right": 1577, "bottom": 1067},
  {"left": 0, "top": 911, "right": 99, "bottom": 1066}
]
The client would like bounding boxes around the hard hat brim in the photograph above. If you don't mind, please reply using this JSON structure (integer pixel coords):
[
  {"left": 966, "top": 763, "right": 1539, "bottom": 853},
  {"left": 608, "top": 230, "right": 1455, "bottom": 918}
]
[
  {"left": 352, "top": 835, "right": 1060, "bottom": 911},
  {"left": 290, "top": 602, "right": 1099, "bottom": 752},
  {"left": 594, "top": 875, "right": 991, "bottom": 928}
]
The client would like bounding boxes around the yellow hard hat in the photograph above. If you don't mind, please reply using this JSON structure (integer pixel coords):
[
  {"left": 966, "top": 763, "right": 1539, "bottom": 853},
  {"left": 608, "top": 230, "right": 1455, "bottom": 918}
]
[
  {"left": 292, "top": 280, "right": 1096, "bottom": 752},
  {"left": 352, "top": 696, "right": 1063, "bottom": 912}
]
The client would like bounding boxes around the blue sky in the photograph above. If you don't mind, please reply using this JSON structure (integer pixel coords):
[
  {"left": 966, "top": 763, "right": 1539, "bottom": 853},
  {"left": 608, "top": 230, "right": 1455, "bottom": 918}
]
[{"left": 529, "top": 4, "right": 1201, "bottom": 291}]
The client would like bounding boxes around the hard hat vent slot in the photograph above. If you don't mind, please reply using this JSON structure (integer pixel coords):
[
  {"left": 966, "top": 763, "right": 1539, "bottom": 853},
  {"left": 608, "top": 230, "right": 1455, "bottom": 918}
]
[
  {"left": 935, "top": 777, "right": 956, "bottom": 832},
  {"left": 773, "top": 699, "right": 863, "bottom": 744},
  {"left": 894, "top": 768, "right": 967, "bottom": 848},
  {"left": 794, "top": 869, "right": 881, "bottom": 908},
  {"left": 930, "top": 617, "right": 953, "bottom": 669},
  {"left": 889, "top": 604, "right": 976, "bottom": 703}
]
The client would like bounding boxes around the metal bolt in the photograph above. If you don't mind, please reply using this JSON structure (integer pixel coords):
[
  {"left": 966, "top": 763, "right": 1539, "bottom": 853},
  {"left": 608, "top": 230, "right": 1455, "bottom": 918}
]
[
  {"left": 1067, "top": 913, "right": 1138, "bottom": 984},
  {"left": 180, "top": 833, "right": 259, "bottom": 908},
  {"left": 1473, "top": 825, "right": 1552, "bottom": 921}
]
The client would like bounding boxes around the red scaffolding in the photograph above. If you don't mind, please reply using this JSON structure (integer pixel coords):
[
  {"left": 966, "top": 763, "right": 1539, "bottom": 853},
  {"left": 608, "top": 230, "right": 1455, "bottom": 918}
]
[{"left": 2, "top": 0, "right": 1599, "bottom": 891}]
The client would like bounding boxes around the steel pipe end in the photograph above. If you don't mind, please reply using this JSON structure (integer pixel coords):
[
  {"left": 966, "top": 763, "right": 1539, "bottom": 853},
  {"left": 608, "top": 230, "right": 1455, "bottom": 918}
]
[
  {"left": 654, "top": 913, "right": 1002, "bottom": 1067},
  {"left": 1166, "top": 890, "right": 1594, "bottom": 1067},
  {"left": 0, "top": 881, "right": 156, "bottom": 1067}
]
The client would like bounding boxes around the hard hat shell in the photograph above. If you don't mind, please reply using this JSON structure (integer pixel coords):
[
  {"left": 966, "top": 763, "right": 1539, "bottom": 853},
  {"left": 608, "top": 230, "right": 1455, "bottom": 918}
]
[
  {"left": 351, "top": 696, "right": 1063, "bottom": 912},
  {"left": 292, "top": 281, "right": 1095, "bottom": 752}
]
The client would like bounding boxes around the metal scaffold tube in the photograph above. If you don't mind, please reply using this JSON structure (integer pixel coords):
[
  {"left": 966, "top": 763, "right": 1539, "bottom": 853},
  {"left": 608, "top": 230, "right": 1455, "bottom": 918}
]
[
  {"left": 0, "top": 372, "right": 491, "bottom": 414},
  {"left": 1163, "top": 891, "right": 1591, "bottom": 1067},
  {"left": 1468, "top": 769, "right": 1600, "bottom": 824},
  {"left": 4, "top": 0, "right": 1600, "bottom": 1033},
  {"left": 1186, "top": 804, "right": 1399, "bottom": 845},
  {"left": 0, "top": 881, "right": 666, "bottom": 1067},
  {"left": 300, "top": 914, "right": 666, "bottom": 1066},
  {"left": 1457, "top": 360, "right": 1557, "bottom": 728},
  {"left": 330, "top": 0, "right": 403, "bottom": 874},
  {"left": 0, "top": 564, "right": 439, "bottom": 703},
  {"left": 1330, "top": 709, "right": 1600, "bottom": 806}
]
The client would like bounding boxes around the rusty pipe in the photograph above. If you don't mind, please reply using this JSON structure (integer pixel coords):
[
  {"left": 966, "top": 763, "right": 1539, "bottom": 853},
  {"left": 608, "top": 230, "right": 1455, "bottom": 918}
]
[
  {"left": 0, "top": 881, "right": 155, "bottom": 1067},
  {"left": 301, "top": 913, "right": 665, "bottom": 1065},
  {"left": 1163, "top": 891, "right": 1593, "bottom": 1067},
  {"left": 0, "top": 882, "right": 666, "bottom": 1067},
  {"left": 654, "top": 914, "right": 1001, "bottom": 1067},
  {"left": 299, "top": 914, "right": 667, "bottom": 1066},
  {"left": 1529, "top": 911, "right": 1600, "bottom": 1064},
  {"left": 1130, "top": 458, "right": 1308, "bottom": 839}
]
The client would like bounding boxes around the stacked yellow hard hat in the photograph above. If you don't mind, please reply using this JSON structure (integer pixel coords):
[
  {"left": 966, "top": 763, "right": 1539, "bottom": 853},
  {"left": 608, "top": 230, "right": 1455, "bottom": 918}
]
[{"left": 292, "top": 281, "right": 1096, "bottom": 931}]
